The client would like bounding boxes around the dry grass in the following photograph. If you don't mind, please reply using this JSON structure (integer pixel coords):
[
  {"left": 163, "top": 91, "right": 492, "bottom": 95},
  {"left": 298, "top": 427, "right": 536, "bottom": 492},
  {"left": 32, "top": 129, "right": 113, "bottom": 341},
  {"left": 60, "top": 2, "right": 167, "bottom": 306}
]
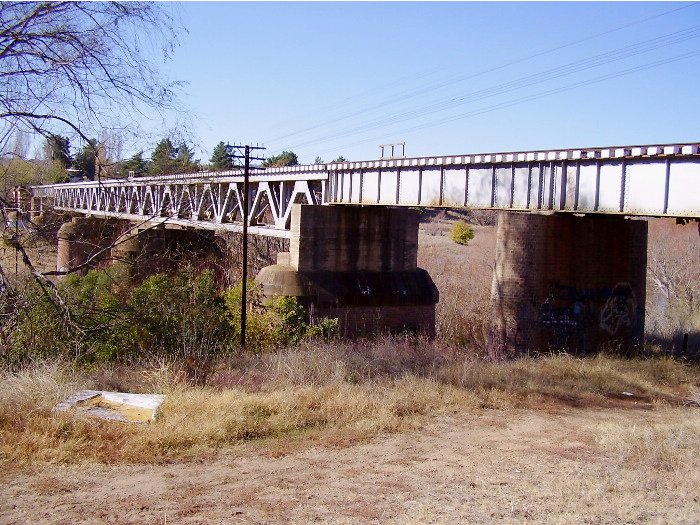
[
  {"left": 417, "top": 222, "right": 496, "bottom": 349},
  {"left": 1, "top": 343, "right": 698, "bottom": 467},
  {"left": 0, "top": 371, "right": 475, "bottom": 465},
  {"left": 596, "top": 409, "right": 700, "bottom": 471}
]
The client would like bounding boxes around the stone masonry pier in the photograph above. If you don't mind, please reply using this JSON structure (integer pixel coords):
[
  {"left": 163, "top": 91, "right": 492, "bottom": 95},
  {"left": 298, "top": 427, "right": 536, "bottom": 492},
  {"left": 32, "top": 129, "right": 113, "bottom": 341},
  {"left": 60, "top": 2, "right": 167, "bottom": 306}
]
[{"left": 488, "top": 212, "right": 648, "bottom": 357}]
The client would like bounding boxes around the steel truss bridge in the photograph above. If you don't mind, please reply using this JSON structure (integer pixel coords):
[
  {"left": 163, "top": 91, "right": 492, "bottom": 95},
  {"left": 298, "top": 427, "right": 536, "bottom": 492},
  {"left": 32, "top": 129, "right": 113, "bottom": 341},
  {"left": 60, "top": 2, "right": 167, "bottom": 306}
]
[{"left": 28, "top": 142, "right": 700, "bottom": 238}]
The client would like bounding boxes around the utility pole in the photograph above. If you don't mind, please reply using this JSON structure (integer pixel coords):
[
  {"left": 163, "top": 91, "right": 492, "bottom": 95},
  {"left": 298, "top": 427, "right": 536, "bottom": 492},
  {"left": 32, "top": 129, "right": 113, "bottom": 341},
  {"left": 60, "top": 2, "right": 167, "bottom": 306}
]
[{"left": 225, "top": 143, "right": 266, "bottom": 351}]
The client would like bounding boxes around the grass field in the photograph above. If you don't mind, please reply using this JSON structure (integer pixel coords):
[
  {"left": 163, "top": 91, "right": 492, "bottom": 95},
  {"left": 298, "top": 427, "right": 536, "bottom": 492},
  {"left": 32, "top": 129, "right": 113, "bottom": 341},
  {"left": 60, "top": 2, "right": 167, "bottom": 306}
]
[{"left": 1, "top": 344, "right": 698, "bottom": 466}]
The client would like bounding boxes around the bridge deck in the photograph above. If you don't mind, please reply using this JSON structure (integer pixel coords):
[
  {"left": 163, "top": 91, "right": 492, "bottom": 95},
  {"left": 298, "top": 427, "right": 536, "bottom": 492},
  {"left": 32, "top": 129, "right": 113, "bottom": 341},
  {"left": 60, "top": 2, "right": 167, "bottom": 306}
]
[{"left": 27, "top": 142, "right": 700, "bottom": 236}]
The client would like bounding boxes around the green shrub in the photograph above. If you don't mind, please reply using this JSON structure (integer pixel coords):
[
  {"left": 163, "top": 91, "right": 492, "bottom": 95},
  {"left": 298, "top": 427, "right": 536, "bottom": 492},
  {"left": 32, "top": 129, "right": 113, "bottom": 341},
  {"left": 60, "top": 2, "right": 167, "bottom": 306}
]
[
  {"left": 6, "top": 268, "right": 132, "bottom": 366},
  {"left": 223, "top": 280, "right": 278, "bottom": 353},
  {"left": 5, "top": 281, "right": 71, "bottom": 367},
  {"left": 128, "top": 267, "right": 232, "bottom": 359},
  {"left": 222, "top": 283, "right": 333, "bottom": 353},
  {"left": 4, "top": 266, "right": 337, "bottom": 369},
  {"left": 450, "top": 220, "right": 475, "bottom": 245},
  {"left": 306, "top": 317, "right": 339, "bottom": 341}
]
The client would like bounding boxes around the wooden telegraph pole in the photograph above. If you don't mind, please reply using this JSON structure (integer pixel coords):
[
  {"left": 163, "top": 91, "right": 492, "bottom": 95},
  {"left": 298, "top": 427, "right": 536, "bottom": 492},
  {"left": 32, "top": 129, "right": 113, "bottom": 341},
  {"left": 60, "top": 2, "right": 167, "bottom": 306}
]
[{"left": 225, "top": 143, "right": 266, "bottom": 351}]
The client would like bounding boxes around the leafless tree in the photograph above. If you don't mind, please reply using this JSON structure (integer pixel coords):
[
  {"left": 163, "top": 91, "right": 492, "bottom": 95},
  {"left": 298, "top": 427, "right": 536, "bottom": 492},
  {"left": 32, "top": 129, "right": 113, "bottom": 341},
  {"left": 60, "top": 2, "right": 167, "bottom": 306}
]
[
  {"left": 0, "top": 2, "right": 185, "bottom": 343},
  {"left": 0, "top": 1, "right": 182, "bottom": 158},
  {"left": 647, "top": 223, "right": 700, "bottom": 348}
]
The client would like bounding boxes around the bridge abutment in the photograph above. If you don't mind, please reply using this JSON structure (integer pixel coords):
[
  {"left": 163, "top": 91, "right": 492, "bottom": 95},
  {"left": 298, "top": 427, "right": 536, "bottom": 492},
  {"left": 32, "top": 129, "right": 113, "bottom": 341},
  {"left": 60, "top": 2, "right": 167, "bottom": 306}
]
[
  {"left": 487, "top": 212, "right": 648, "bottom": 358},
  {"left": 257, "top": 204, "right": 439, "bottom": 337}
]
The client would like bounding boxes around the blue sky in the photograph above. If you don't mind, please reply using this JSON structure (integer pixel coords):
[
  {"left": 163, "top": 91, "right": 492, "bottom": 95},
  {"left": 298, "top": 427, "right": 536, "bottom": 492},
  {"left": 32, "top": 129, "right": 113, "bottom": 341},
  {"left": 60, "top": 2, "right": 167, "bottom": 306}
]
[{"left": 150, "top": 2, "right": 700, "bottom": 164}]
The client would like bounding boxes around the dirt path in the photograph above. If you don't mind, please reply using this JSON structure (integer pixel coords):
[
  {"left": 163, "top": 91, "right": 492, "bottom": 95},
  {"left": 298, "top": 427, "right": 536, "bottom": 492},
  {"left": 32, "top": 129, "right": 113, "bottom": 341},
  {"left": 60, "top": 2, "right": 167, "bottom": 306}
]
[{"left": 2, "top": 407, "right": 698, "bottom": 525}]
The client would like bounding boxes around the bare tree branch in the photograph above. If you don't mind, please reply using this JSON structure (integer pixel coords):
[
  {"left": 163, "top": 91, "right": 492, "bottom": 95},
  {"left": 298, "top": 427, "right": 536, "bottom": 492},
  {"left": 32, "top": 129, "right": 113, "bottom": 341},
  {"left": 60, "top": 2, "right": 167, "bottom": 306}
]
[
  {"left": 0, "top": 1, "right": 186, "bottom": 345},
  {"left": 0, "top": 1, "right": 184, "bottom": 153}
]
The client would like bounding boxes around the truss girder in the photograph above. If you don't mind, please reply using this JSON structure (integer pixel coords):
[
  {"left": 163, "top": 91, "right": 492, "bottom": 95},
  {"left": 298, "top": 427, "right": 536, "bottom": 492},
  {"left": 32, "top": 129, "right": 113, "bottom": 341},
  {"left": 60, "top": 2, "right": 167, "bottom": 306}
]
[{"left": 45, "top": 176, "right": 323, "bottom": 236}]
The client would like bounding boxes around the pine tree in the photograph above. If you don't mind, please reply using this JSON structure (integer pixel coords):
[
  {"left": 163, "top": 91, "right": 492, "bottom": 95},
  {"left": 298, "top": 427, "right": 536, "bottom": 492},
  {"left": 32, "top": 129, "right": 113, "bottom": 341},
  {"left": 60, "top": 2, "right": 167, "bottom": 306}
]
[
  {"left": 148, "top": 138, "right": 178, "bottom": 175},
  {"left": 122, "top": 151, "right": 149, "bottom": 177},
  {"left": 44, "top": 134, "right": 71, "bottom": 168},
  {"left": 210, "top": 141, "right": 233, "bottom": 171},
  {"left": 74, "top": 139, "right": 98, "bottom": 180},
  {"left": 176, "top": 142, "right": 199, "bottom": 173},
  {"left": 263, "top": 151, "right": 298, "bottom": 167}
]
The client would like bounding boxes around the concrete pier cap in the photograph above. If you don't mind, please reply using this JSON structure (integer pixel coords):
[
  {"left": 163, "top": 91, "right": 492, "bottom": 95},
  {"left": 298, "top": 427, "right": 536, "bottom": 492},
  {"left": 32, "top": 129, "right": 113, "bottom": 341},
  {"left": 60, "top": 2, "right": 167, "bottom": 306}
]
[
  {"left": 256, "top": 204, "right": 439, "bottom": 338},
  {"left": 256, "top": 252, "right": 310, "bottom": 298}
]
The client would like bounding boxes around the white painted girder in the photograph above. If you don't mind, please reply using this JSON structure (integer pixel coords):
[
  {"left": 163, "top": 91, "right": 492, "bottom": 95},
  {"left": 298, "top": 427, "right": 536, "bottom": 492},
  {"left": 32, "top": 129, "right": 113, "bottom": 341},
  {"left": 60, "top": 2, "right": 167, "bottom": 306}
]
[
  {"left": 38, "top": 175, "right": 324, "bottom": 237},
  {"left": 327, "top": 156, "right": 700, "bottom": 217}
]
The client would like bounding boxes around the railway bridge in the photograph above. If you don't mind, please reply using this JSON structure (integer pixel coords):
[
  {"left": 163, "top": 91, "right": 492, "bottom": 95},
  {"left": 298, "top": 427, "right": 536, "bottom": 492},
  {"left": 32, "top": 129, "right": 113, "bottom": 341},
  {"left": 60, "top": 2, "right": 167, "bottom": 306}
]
[{"left": 16, "top": 141, "right": 700, "bottom": 356}]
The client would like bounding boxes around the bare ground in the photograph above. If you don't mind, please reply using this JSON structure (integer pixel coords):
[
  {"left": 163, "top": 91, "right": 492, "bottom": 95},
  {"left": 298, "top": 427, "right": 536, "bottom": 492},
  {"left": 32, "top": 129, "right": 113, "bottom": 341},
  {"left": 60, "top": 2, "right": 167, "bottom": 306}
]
[{"left": 2, "top": 406, "right": 698, "bottom": 525}]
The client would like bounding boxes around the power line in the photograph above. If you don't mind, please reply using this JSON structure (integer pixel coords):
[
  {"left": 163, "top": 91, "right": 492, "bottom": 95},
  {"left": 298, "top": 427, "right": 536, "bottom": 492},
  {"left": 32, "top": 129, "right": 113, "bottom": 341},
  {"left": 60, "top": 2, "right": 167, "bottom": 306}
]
[
  {"left": 313, "top": 49, "right": 700, "bottom": 157},
  {"left": 263, "top": 2, "right": 699, "bottom": 147},
  {"left": 274, "top": 25, "right": 700, "bottom": 153}
]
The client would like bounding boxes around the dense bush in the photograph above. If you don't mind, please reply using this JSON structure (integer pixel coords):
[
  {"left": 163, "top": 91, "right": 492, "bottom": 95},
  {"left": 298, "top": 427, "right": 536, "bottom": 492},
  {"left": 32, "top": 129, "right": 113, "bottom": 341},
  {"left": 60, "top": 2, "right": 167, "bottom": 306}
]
[
  {"left": 450, "top": 221, "right": 475, "bottom": 245},
  {"left": 222, "top": 282, "right": 337, "bottom": 353},
  {"left": 2, "top": 267, "right": 334, "bottom": 369}
]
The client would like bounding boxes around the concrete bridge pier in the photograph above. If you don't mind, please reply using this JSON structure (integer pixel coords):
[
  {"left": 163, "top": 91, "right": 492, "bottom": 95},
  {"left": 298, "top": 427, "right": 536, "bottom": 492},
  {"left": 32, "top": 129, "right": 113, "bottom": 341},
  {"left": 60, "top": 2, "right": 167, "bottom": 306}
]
[
  {"left": 487, "top": 212, "right": 648, "bottom": 358},
  {"left": 257, "top": 204, "right": 439, "bottom": 337},
  {"left": 57, "top": 217, "right": 222, "bottom": 281},
  {"left": 56, "top": 217, "right": 126, "bottom": 277}
]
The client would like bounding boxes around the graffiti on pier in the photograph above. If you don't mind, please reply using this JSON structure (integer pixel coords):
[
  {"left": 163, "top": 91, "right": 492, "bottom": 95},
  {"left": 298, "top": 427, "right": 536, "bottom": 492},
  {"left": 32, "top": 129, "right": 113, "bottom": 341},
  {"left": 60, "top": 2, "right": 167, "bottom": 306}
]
[
  {"left": 536, "top": 282, "right": 597, "bottom": 349},
  {"left": 538, "top": 282, "right": 596, "bottom": 330},
  {"left": 537, "top": 281, "right": 637, "bottom": 344},
  {"left": 599, "top": 283, "right": 637, "bottom": 335}
]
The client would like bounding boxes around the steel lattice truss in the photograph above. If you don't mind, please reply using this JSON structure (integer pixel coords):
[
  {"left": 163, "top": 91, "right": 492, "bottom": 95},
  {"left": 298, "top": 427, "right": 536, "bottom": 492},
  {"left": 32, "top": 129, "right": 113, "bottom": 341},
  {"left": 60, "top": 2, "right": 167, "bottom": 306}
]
[{"left": 32, "top": 172, "right": 326, "bottom": 238}]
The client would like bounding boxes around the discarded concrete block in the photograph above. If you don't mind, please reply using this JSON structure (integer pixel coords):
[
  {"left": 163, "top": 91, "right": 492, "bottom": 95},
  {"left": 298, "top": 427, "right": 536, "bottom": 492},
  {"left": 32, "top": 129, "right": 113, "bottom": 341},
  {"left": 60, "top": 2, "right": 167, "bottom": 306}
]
[{"left": 55, "top": 390, "right": 165, "bottom": 423}]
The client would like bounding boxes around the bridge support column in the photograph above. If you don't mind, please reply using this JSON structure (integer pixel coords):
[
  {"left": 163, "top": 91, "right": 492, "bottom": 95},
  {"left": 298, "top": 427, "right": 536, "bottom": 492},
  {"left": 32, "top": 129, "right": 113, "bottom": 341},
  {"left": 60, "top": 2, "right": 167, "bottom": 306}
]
[
  {"left": 487, "top": 212, "right": 648, "bottom": 358},
  {"left": 56, "top": 217, "right": 124, "bottom": 277},
  {"left": 111, "top": 225, "right": 219, "bottom": 281},
  {"left": 257, "top": 204, "right": 439, "bottom": 337},
  {"left": 11, "top": 187, "right": 30, "bottom": 215}
]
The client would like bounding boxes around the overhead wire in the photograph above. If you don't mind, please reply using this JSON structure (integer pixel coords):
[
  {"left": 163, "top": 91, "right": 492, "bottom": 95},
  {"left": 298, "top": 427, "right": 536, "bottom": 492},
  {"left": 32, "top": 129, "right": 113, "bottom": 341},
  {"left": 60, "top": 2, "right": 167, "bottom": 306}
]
[
  {"left": 314, "top": 49, "right": 700, "bottom": 157},
  {"left": 263, "top": 2, "right": 699, "bottom": 148},
  {"left": 274, "top": 25, "right": 700, "bottom": 153}
]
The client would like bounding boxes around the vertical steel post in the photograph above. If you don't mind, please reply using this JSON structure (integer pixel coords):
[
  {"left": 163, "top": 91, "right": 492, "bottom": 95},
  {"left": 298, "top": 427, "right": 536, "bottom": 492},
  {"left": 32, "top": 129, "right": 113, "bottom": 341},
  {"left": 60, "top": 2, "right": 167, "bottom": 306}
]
[{"left": 224, "top": 142, "right": 264, "bottom": 352}]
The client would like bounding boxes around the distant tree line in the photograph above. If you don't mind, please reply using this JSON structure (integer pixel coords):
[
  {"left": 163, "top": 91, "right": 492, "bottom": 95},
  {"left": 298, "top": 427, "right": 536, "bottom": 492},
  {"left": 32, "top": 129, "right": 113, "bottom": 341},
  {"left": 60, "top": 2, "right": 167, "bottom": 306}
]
[
  {"left": 0, "top": 133, "right": 113, "bottom": 189},
  {"left": 122, "top": 142, "right": 350, "bottom": 176},
  {"left": 2, "top": 132, "right": 351, "bottom": 192},
  {"left": 122, "top": 138, "right": 199, "bottom": 178}
]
